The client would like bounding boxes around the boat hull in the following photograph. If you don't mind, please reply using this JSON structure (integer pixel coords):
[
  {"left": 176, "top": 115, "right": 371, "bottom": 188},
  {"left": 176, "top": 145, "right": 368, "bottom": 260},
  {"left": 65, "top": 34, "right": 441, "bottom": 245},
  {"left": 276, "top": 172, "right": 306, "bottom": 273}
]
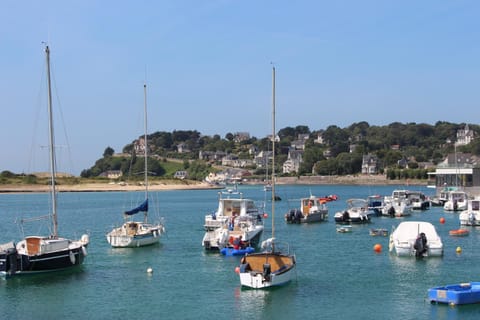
[
  {"left": 106, "top": 222, "right": 163, "bottom": 248},
  {"left": 428, "top": 282, "right": 480, "bottom": 305},
  {"left": 239, "top": 252, "right": 296, "bottom": 289},
  {"left": 1, "top": 239, "right": 88, "bottom": 278}
]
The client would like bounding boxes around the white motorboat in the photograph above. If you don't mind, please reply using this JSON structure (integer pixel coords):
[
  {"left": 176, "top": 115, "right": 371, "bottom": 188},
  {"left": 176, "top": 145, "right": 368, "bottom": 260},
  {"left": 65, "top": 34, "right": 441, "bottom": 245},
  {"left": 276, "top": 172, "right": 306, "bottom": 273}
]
[
  {"left": 389, "top": 221, "right": 443, "bottom": 257},
  {"left": 106, "top": 84, "right": 165, "bottom": 248},
  {"left": 285, "top": 194, "right": 334, "bottom": 223},
  {"left": 443, "top": 190, "right": 468, "bottom": 211},
  {"left": 202, "top": 186, "right": 264, "bottom": 251},
  {"left": 334, "top": 199, "right": 370, "bottom": 224},
  {"left": 382, "top": 190, "right": 412, "bottom": 217},
  {"left": 238, "top": 66, "right": 296, "bottom": 289},
  {"left": 459, "top": 199, "right": 480, "bottom": 226},
  {"left": 407, "top": 191, "right": 430, "bottom": 210},
  {"left": 0, "top": 46, "right": 89, "bottom": 278}
]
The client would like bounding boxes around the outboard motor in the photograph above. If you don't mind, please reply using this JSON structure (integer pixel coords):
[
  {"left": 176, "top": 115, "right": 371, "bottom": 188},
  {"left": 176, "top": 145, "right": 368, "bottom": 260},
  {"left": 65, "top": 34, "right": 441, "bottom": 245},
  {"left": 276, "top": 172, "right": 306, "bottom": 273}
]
[
  {"left": 342, "top": 210, "right": 350, "bottom": 222},
  {"left": 388, "top": 206, "right": 395, "bottom": 217},
  {"left": 263, "top": 263, "right": 271, "bottom": 282},
  {"left": 294, "top": 209, "right": 303, "bottom": 223}
]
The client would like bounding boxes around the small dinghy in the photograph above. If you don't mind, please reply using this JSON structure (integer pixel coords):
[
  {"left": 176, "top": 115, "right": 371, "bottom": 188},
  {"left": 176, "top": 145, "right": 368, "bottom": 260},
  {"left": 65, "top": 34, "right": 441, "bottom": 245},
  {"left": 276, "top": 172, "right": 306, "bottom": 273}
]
[
  {"left": 428, "top": 282, "right": 480, "bottom": 305},
  {"left": 370, "top": 228, "right": 388, "bottom": 236},
  {"left": 221, "top": 246, "right": 255, "bottom": 256},
  {"left": 449, "top": 229, "right": 469, "bottom": 237},
  {"left": 336, "top": 225, "right": 352, "bottom": 233}
]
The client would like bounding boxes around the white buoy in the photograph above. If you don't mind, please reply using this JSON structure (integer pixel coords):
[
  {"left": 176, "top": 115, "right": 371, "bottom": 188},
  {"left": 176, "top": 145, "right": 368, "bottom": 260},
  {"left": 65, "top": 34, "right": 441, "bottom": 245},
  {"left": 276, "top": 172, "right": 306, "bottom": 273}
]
[{"left": 147, "top": 267, "right": 153, "bottom": 274}]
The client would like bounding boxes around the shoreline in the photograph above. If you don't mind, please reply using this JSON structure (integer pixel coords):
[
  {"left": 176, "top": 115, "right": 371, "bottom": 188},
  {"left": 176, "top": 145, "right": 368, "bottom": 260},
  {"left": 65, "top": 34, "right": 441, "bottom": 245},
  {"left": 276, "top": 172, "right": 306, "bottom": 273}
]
[{"left": 0, "top": 175, "right": 429, "bottom": 193}]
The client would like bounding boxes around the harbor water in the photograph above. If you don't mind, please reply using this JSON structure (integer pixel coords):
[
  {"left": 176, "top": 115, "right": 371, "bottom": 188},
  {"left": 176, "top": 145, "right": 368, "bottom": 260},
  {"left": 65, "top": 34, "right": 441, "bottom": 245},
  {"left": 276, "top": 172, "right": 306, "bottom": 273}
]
[{"left": 1, "top": 184, "right": 479, "bottom": 320}]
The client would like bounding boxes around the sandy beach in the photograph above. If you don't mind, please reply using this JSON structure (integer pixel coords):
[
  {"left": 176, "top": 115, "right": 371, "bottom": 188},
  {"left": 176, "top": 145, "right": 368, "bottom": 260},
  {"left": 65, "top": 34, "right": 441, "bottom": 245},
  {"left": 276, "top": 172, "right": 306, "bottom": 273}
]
[{"left": 0, "top": 175, "right": 428, "bottom": 193}]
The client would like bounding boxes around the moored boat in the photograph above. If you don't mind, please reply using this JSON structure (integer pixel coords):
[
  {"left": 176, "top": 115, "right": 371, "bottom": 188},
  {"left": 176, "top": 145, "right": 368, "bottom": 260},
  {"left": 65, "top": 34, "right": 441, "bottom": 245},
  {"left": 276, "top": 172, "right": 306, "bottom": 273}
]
[
  {"left": 202, "top": 186, "right": 264, "bottom": 251},
  {"left": 237, "top": 66, "right": 296, "bottom": 289},
  {"left": 459, "top": 199, "right": 480, "bottom": 226},
  {"left": 370, "top": 228, "right": 388, "bottom": 236},
  {"left": 337, "top": 225, "right": 352, "bottom": 233},
  {"left": 0, "top": 46, "right": 89, "bottom": 278},
  {"left": 428, "top": 282, "right": 480, "bottom": 305},
  {"left": 389, "top": 221, "right": 443, "bottom": 257},
  {"left": 106, "top": 83, "right": 165, "bottom": 248},
  {"left": 449, "top": 229, "right": 469, "bottom": 237},
  {"left": 285, "top": 194, "right": 333, "bottom": 224},
  {"left": 334, "top": 199, "right": 370, "bottom": 224}
]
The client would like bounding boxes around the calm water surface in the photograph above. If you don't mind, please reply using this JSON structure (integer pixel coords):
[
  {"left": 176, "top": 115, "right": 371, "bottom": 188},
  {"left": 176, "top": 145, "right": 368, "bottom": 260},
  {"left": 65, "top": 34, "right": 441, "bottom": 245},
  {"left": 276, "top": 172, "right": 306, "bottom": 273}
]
[{"left": 1, "top": 185, "right": 479, "bottom": 320}]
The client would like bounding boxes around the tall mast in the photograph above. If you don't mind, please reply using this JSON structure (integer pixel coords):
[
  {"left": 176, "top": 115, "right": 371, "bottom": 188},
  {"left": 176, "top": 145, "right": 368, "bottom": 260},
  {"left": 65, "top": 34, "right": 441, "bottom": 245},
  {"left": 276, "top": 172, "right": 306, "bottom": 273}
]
[
  {"left": 271, "top": 65, "right": 276, "bottom": 240},
  {"left": 143, "top": 83, "right": 149, "bottom": 223},
  {"left": 45, "top": 45, "right": 58, "bottom": 238}
]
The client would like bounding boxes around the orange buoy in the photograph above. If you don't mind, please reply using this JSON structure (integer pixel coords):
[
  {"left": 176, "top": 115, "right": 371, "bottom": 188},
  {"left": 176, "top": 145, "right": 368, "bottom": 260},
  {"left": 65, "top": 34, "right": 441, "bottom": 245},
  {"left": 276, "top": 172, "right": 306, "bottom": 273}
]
[
  {"left": 235, "top": 267, "right": 240, "bottom": 274},
  {"left": 440, "top": 217, "right": 445, "bottom": 224},
  {"left": 373, "top": 244, "right": 382, "bottom": 253}
]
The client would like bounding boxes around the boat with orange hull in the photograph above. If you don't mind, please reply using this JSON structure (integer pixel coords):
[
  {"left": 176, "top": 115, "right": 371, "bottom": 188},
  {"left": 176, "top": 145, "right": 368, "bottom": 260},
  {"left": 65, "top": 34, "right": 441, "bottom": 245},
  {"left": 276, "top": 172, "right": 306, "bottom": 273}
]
[{"left": 449, "top": 229, "right": 469, "bottom": 237}]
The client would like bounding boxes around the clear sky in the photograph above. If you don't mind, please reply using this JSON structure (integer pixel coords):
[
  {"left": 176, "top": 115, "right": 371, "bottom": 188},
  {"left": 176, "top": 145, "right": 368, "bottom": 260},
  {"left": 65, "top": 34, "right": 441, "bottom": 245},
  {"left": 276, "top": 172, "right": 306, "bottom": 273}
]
[{"left": 1, "top": 1, "right": 480, "bottom": 175}]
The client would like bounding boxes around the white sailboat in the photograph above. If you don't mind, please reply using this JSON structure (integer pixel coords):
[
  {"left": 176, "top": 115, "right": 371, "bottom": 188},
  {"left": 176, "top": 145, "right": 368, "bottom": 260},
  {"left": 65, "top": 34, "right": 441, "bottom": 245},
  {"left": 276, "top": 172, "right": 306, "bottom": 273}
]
[
  {"left": 106, "top": 83, "right": 165, "bottom": 248},
  {"left": 0, "top": 45, "right": 89, "bottom": 278},
  {"left": 237, "top": 66, "right": 296, "bottom": 289}
]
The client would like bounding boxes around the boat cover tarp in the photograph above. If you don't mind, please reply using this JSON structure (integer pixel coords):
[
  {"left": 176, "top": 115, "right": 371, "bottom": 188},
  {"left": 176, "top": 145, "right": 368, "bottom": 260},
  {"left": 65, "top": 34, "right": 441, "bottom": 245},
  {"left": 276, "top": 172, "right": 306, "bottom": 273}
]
[{"left": 124, "top": 199, "right": 148, "bottom": 215}]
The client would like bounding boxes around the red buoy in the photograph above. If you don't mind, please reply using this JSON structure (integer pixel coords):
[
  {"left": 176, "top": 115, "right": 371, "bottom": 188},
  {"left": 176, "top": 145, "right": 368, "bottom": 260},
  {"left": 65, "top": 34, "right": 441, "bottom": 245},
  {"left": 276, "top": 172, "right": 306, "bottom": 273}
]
[
  {"left": 235, "top": 267, "right": 240, "bottom": 274},
  {"left": 373, "top": 244, "right": 382, "bottom": 253},
  {"left": 440, "top": 217, "right": 445, "bottom": 224}
]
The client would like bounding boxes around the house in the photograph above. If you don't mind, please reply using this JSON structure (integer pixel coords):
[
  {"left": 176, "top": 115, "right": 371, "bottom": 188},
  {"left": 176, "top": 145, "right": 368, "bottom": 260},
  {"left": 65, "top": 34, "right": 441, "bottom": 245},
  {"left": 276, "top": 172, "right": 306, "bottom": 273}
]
[
  {"left": 233, "top": 132, "right": 250, "bottom": 143},
  {"left": 99, "top": 170, "right": 123, "bottom": 179},
  {"left": 456, "top": 124, "right": 475, "bottom": 146},
  {"left": 361, "top": 154, "right": 378, "bottom": 174},
  {"left": 314, "top": 133, "right": 325, "bottom": 144},
  {"left": 174, "top": 170, "right": 188, "bottom": 179},
  {"left": 254, "top": 151, "right": 273, "bottom": 168},
  {"left": 177, "top": 143, "right": 191, "bottom": 153},
  {"left": 428, "top": 152, "right": 480, "bottom": 197},
  {"left": 283, "top": 150, "right": 303, "bottom": 174}
]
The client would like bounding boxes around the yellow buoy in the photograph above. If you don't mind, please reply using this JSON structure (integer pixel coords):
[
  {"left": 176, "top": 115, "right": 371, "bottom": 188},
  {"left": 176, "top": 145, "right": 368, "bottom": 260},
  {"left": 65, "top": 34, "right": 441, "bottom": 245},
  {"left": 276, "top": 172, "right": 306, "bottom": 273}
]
[{"left": 456, "top": 246, "right": 462, "bottom": 254}]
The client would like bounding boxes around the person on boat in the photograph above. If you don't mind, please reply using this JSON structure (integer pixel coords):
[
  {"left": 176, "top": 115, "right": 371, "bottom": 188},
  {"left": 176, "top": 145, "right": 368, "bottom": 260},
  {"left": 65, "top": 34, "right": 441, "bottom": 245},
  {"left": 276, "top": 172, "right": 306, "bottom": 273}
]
[
  {"left": 233, "top": 236, "right": 245, "bottom": 250},
  {"left": 414, "top": 232, "right": 428, "bottom": 257}
]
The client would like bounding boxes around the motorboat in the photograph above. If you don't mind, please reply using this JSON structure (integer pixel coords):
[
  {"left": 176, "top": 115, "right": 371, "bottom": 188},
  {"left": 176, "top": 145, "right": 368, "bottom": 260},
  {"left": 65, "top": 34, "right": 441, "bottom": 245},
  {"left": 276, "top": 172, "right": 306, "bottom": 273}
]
[
  {"left": 428, "top": 282, "right": 480, "bottom": 305},
  {"left": 459, "top": 199, "right": 480, "bottom": 226},
  {"left": 106, "top": 83, "right": 165, "bottom": 248},
  {"left": 284, "top": 194, "right": 332, "bottom": 223},
  {"left": 202, "top": 186, "right": 264, "bottom": 251},
  {"left": 444, "top": 190, "right": 468, "bottom": 211},
  {"left": 382, "top": 190, "right": 412, "bottom": 217},
  {"left": 389, "top": 221, "right": 443, "bottom": 257},
  {"left": 407, "top": 191, "right": 430, "bottom": 210},
  {"left": 334, "top": 199, "right": 370, "bottom": 224},
  {"left": 367, "top": 195, "right": 384, "bottom": 216}
]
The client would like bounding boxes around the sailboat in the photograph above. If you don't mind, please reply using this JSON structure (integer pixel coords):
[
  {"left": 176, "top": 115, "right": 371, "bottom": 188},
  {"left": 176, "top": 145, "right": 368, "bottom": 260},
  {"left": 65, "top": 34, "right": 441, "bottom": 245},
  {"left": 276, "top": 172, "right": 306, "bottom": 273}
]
[
  {"left": 237, "top": 66, "right": 296, "bottom": 289},
  {"left": 0, "top": 45, "right": 89, "bottom": 278},
  {"left": 106, "top": 83, "right": 165, "bottom": 248}
]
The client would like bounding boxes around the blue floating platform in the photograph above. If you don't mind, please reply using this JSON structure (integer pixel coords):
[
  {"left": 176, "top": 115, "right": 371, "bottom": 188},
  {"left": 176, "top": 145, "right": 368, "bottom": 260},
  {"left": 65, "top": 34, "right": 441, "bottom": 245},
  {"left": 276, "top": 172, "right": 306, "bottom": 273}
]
[
  {"left": 220, "top": 247, "right": 255, "bottom": 256},
  {"left": 428, "top": 282, "right": 480, "bottom": 305}
]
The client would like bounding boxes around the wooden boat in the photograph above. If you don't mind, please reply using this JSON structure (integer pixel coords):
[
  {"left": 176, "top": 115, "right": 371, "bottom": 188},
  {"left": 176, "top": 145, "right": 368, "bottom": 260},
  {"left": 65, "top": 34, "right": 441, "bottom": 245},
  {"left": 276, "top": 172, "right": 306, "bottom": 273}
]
[
  {"left": 237, "top": 66, "right": 296, "bottom": 289},
  {"left": 449, "top": 229, "right": 469, "bottom": 237},
  {"left": 428, "top": 282, "right": 480, "bottom": 305}
]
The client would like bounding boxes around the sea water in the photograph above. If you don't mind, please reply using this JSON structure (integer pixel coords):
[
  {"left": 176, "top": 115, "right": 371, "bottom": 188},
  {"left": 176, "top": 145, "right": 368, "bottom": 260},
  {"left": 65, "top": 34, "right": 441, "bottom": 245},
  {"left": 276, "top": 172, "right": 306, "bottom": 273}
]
[{"left": 1, "top": 185, "right": 479, "bottom": 320}]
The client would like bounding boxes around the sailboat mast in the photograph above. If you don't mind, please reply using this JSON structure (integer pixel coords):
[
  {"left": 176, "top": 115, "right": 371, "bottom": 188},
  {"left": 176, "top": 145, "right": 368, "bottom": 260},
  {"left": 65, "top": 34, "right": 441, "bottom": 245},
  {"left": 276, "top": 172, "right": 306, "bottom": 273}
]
[
  {"left": 45, "top": 45, "right": 58, "bottom": 238},
  {"left": 271, "top": 65, "right": 276, "bottom": 240},
  {"left": 143, "top": 83, "right": 149, "bottom": 223}
]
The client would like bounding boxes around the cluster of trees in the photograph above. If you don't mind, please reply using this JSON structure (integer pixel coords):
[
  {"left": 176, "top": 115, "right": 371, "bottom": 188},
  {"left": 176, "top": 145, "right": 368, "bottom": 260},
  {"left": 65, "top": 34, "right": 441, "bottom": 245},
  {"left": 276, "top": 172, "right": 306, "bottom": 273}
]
[{"left": 81, "top": 121, "right": 480, "bottom": 180}]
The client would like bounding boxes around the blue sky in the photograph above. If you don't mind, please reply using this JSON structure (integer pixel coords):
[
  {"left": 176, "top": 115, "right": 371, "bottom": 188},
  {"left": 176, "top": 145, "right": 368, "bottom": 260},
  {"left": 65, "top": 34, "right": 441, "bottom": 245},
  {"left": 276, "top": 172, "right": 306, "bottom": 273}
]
[{"left": 1, "top": 1, "right": 479, "bottom": 175}]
